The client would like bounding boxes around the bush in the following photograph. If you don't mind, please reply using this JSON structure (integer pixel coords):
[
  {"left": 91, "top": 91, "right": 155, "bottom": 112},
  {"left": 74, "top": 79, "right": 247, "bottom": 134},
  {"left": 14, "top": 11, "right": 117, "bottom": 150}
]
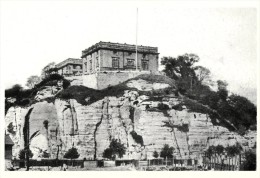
[
  {"left": 18, "top": 149, "right": 33, "bottom": 160},
  {"left": 63, "top": 147, "right": 80, "bottom": 160},
  {"left": 157, "top": 102, "right": 170, "bottom": 110},
  {"left": 102, "top": 139, "right": 126, "bottom": 160},
  {"left": 241, "top": 150, "right": 256, "bottom": 170},
  {"left": 153, "top": 151, "right": 159, "bottom": 158},
  {"left": 35, "top": 74, "right": 70, "bottom": 89},
  {"left": 160, "top": 144, "right": 174, "bottom": 159},
  {"left": 130, "top": 131, "right": 144, "bottom": 146}
]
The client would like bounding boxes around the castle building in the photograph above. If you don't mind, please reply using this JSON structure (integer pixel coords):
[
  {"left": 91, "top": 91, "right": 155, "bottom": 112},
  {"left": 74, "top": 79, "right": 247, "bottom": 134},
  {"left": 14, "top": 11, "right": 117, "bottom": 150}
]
[
  {"left": 56, "top": 58, "right": 83, "bottom": 77},
  {"left": 81, "top": 41, "right": 159, "bottom": 89}
]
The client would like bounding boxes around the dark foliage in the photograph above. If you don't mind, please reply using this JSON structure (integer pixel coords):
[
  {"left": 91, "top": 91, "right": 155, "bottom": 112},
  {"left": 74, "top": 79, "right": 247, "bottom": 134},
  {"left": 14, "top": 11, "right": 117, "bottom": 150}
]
[
  {"left": 63, "top": 147, "right": 80, "bottom": 159},
  {"left": 130, "top": 131, "right": 144, "bottom": 146},
  {"left": 35, "top": 74, "right": 70, "bottom": 89},
  {"left": 241, "top": 150, "right": 256, "bottom": 171},
  {"left": 153, "top": 151, "right": 159, "bottom": 158},
  {"left": 161, "top": 54, "right": 257, "bottom": 135},
  {"left": 57, "top": 74, "right": 176, "bottom": 106},
  {"left": 157, "top": 102, "right": 170, "bottom": 110},
  {"left": 129, "top": 107, "right": 135, "bottom": 123},
  {"left": 102, "top": 139, "right": 126, "bottom": 160},
  {"left": 7, "top": 122, "right": 16, "bottom": 134},
  {"left": 5, "top": 74, "right": 71, "bottom": 114},
  {"left": 160, "top": 144, "right": 174, "bottom": 159},
  {"left": 18, "top": 149, "right": 33, "bottom": 160}
]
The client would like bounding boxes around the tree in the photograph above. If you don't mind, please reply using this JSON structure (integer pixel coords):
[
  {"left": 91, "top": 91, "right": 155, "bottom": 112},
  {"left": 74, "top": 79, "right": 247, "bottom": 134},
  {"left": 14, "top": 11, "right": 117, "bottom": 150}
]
[
  {"left": 160, "top": 144, "right": 174, "bottom": 159},
  {"left": 215, "top": 145, "right": 224, "bottom": 166},
  {"left": 241, "top": 150, "right": 256, "bottom": 170},
  {"left": 19, "top": 149, "right": 33, "bottom": 160},
  {"left": 153, "top": 151, "right": 159, "bottom": 158},
  {"left": 161, "top": 53, "right": 199, "bottom": 93},
  {"left": 205, "top": 146, "right": 215, "bottom": 167},
  {"left": 63, "top": 147, "right": 80, "bottom": 160},
  {"left": 26, "top": 75, "right": 41, "bottom": 89},
  {"left": 225, "top": 144, "right": 242, "bottom": 170},
  {"left": 194, "top": 66, "right": 213, "bottom": 86},
  {"left": 217, "top": 80, "right": 228, "bottom": 101},
  {"left": 102, "top": 139, "right": 126, "bottom": 160}
]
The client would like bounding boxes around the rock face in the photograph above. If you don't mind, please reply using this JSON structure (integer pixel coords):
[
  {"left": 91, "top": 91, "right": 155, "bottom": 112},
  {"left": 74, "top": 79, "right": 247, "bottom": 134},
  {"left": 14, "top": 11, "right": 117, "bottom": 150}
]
[{"left": 5, "top": 81, "right": 256, "bottom": 162}]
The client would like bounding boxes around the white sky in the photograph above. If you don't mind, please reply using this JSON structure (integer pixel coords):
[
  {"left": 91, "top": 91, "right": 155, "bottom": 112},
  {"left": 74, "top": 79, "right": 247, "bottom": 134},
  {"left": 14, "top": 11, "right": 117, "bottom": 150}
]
[{"left": 0, "top": 0, "right": 258, "bottom": 104}]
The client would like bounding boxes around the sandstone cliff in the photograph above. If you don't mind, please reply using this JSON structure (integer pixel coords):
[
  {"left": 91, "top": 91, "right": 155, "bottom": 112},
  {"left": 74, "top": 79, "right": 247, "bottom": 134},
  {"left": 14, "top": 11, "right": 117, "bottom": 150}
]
[{"left": 5, "top": 77, "right": 256, "bottom": 163}]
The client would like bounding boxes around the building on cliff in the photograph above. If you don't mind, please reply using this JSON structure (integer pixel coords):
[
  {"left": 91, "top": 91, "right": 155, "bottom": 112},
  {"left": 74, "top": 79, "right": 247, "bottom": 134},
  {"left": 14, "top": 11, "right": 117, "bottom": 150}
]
[
  {"left": 56, "top": 58, "right": 83, "bottom": 77},
  {"left": 81, "top": 41, "right": 159, "bottom": 89}
]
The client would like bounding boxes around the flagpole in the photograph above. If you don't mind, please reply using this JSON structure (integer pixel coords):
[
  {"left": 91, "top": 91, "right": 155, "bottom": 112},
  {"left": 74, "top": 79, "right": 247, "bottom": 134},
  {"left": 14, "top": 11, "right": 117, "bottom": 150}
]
[{"left": 135, "top": 8, "right": 138, "bottom": 71}]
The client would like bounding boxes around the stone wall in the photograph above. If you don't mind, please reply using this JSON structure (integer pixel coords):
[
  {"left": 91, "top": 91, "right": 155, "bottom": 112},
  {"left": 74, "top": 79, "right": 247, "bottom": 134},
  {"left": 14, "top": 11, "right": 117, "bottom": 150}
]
[
  {"left": 82, "top": 71, "right": 151, "bottom": 90},
  {"left": 66, "top": 76, "right": 83, "bottom": 86}
]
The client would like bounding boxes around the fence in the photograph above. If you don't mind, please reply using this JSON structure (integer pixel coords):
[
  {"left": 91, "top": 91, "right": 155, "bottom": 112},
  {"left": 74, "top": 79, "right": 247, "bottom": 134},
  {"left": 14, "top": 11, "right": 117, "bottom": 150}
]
[{"left": 12, "top": 159, "right": 84, "bottom": 168}]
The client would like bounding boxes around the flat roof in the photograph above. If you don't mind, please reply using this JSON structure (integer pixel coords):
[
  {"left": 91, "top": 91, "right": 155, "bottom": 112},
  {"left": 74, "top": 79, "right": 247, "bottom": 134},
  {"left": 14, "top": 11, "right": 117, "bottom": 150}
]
[
  {"left": 56, "top": 58, "right": 82, "bottom": 69},
  {"left": 82, "top": 41, "right": 159, "bottom": 58}
]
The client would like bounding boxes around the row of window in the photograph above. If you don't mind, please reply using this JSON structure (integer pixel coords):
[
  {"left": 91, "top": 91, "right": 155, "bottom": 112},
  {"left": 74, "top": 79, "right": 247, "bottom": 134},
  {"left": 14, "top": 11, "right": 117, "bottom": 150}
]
[
  {"left": 84, "top": 57, "right": 149, "bottom": 72},
  {"left": 112, "top": 57, "right": 149, "bottom": 70}
]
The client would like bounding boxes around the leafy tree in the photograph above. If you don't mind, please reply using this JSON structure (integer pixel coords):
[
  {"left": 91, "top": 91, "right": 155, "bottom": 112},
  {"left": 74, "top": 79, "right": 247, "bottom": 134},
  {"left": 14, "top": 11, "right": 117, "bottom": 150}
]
[
  {"left": 63, "top": 147, "right": 80, "bottom": 160},
  {"left": 205, "top": 146, "right": 216, "bottom": 165},
  {"left": 225, "top": 143, "right": 242, "bottom": 170},
  {"left": 5, "top": 84, "right": 23, "bottom": 98},
  {"left": 161, "top": 53, "right": 199, "bottom": 93},
  {"left": 194, "top": 66, "right": 213, "bottom": 86},
  {"left": 241, "top": 150, "right": 256, "bottom": 170},
  {"left": 215, "top": 145, "right": 224, "bottom": 164},
  {"left": 153, "top": 151, "right": 159, "bottom": 158},
  {"left": 18, "top": 149, "right": 33, "bottom": 160},
  {"left": 102, "top": 139, "right": 126, "bottom": 160},
  {"left": 160, "top": 144, "right": 174, "bottom": 159},
  {"left": 217, "top": 80, "right": 228, "bottom": 101},
  {"left": 26, "top": 75, "right": 41, "bottom": 89}
]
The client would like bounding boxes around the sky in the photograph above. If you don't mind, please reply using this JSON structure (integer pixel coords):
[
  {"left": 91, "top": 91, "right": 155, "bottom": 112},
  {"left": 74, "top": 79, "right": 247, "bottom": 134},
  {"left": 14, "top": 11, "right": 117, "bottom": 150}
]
[{"left": 0, "top": 0, "right": 258, "bottom": 104}]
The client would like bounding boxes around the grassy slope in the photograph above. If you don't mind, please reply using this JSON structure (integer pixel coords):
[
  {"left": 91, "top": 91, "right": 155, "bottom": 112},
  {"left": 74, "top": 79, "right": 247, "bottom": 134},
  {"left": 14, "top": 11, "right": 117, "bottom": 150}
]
[{"left": 57, "top": 74, "right": 176, "bottom": 105}]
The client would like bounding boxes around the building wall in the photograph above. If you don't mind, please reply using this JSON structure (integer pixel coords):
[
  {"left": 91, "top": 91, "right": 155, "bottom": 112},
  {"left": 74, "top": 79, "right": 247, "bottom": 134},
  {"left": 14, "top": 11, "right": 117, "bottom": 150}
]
[
  {"left": 83, "top": 49, "right": 158, "bottom": 75},
  {"left": 82, "top": 71, "right": 151, "bottom": 90},
  {"left": 82, "top": 74, "right": 98, "bottom": 89},
  {"left": 58, "top": 64, "right": 82, "bottom": 76}
]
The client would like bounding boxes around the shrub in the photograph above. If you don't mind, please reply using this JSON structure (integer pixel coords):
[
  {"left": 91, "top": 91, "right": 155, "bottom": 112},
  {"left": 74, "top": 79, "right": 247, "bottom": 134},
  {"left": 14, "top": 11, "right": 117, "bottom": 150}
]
[
  {"left": 130, "top": 131, "right": 144, "bottom": 146},
  {"left": 157, "top": 102, "right": 170, "bottom": 110},
  {"left": 241, "top": 150, "right": 256, "bottom": 171},
  {"left": 63, "top": 147, "right": 80, "bottom": 160},
  {"left": 35, "top": 74, "right": 70, "bottom": 89},
  {"left": 160, "top": 144, "right": 174, "bottom": 159},
  {"left": 153, "top": 151, "right": 159, "bottom": 158},
  {"left": 18, "top": 149, "right": 33, "bottom": 160},
  {"left": 7, "top": 122, "right": 15, "bottom": 134},
  {"left": 102, "top": 139, "right": 126, "bottom": 160}
]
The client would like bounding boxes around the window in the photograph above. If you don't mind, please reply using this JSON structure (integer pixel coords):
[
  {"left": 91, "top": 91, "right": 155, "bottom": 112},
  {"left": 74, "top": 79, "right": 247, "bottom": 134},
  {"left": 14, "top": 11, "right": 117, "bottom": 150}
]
[
  {"left": 141, "top": 60, "right": 149, "bottom": 70},
  {"left": 96, "top": 57, "right": 99, "bottom": 68},
  {"left": 84, "top": 62, "right": 87, "bottom": 72},
  {"left": 89, "top": 59, "right": 92, "bottom": 71},
  {"left": 112, "top": 57, "right": 119, "bottom": 68},
  {"left": 127, "top": 59, "right": 135, "bottom": 67},
  {"left": 113, "top": 50, "right": 117, "bottom": 55}
]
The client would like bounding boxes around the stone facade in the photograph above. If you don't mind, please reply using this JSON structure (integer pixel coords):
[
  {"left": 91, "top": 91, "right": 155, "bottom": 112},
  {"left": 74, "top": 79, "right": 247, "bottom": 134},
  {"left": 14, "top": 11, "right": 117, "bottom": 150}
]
[
  {"left": 81, "top": 42, "right": 159, "bottom": 89},
  {"left": 56, "top": 58, "right": 82, "bottom": 77}
]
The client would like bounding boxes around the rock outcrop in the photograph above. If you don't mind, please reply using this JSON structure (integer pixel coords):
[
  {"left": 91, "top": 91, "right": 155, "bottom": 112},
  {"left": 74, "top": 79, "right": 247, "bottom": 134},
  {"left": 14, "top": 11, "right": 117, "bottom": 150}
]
[{"left": 5, "top": 79, "right": 256, "bottom": 163}]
